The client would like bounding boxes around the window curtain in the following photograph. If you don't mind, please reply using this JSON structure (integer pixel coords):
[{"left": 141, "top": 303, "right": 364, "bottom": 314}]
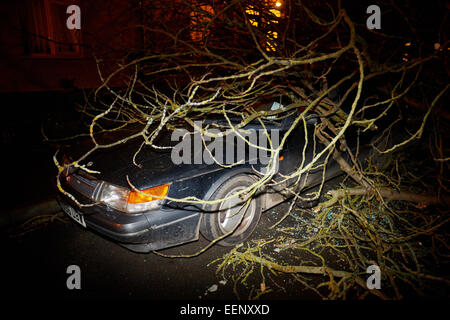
[
  {"left": 27, "top": 0, "right": 51, "bottom": 54},
  {"left": 50, "top": 1, "right": 80, "bottom": 53}
]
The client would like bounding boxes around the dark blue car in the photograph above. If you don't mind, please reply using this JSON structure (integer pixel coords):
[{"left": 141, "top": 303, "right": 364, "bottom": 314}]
[{"left": 57, "top": 107, "right": 378, "bottom": 252}]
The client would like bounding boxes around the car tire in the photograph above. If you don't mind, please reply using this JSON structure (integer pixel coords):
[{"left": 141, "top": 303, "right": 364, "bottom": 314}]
[{"left": 200, "top": 174, "right": 262, "bottom": 246}]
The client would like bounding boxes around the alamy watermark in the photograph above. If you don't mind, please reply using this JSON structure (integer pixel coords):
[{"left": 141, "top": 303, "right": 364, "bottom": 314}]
[
  {"left": 65, "top": 4, "right": 381, "bottom": 31},
  {"left": 66, "top": 265, "right": 81, "bottom": 290},
  {"left": 366, "top": 5, "right": 381, "bottom": 30},
  {"left": 366, "top": 264, "right": 381, "bottom": 289},
  {"left": 66, "top": 5, "right": 81, "bottom": 30},
  {"left": 171, "top": 121, "right": 280, "bottom": 168}
]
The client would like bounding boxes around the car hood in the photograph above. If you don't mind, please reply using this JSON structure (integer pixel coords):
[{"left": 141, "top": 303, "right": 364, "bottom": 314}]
[{"left": 84, "top": 138, "right": 218, "bottom": 189}]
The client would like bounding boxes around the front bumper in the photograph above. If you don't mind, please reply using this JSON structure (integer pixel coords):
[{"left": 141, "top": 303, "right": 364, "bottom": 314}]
[{"left": 57, "top": 194, "right": 202, "bottom": 252}]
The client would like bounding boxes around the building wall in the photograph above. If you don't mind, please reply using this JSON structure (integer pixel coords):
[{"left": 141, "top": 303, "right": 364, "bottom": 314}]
[{"left": 0, "top": 0, "right": 141, "bottom": 92}]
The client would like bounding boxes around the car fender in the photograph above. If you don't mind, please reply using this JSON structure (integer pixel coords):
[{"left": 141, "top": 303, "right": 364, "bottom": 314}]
[{"left": 201, "top": 166, "right": 258, "bottom": 211}]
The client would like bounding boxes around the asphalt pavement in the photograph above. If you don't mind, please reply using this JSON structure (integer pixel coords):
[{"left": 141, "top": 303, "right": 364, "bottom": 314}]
[{"left": 1, "top": 200, "right": 322, "bottom": 300}]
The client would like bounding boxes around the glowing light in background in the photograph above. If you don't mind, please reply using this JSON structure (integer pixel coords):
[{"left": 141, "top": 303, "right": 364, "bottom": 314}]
[{"left": 245, "top": 1, "right": 283, "bottom": 51}]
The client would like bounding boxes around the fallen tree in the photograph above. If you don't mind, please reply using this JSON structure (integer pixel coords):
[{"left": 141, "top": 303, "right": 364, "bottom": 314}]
[{"left": 47, "top": 0, "right": 449, "bottom": 299}]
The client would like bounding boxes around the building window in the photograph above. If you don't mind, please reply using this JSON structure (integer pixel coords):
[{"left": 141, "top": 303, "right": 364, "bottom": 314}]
[
  {"left": 245, "top": 0, "right": 283, "bottom": 52},
  {"left": 26, "top": 0, "right": 82, "bottom": 57},
  {"left": 190, "top": 4, "right": 214, "bottom": 42}
]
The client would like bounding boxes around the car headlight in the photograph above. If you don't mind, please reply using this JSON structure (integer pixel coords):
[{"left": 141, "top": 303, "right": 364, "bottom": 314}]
[
  {"left": 98, "top": 182, "right": 169, "bottom": 214},
  {"left": 127, "top": 184, "right": 170, "bottom": 213}
]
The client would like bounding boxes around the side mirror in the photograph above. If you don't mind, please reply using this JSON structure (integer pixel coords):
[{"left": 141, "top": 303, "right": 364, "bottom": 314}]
[
  {"left": 280, "top": 113, "right": 320, "bottom": 129},
  {"left": 305, "top": 114, "right": 320, "bottom": 125}
]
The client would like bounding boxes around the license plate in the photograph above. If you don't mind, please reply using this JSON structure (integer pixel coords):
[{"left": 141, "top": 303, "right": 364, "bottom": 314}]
[{"left": 62, "top": 204, "right": 86, "bottom": 228}]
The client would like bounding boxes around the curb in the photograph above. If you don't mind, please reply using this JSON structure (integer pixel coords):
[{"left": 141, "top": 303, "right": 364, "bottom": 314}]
[{"left": 0, "top": 199, "right": 61, "bottom": 230}]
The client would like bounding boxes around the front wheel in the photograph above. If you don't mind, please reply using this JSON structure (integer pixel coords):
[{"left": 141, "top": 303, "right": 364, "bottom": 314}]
[{"left": 200, "top": 175, "right": 262, "bottom": 246}]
